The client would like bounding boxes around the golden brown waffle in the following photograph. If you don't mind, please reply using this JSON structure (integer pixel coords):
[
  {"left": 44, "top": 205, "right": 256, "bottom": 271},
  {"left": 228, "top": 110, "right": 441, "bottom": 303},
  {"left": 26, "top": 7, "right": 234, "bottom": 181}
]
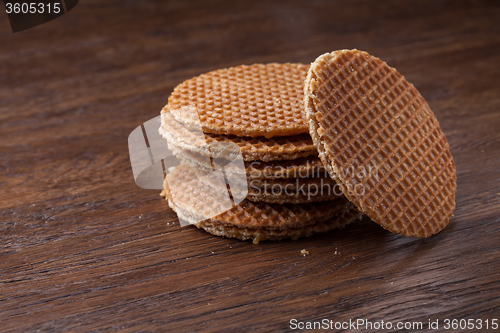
[
  {"left": 168, "top": 196, "right": 354, "bottom": 230},
  {"left": 194, "top": 205, "right": 362, "bottom": 243},
  {"left": 167, "top": 63, "right": 310, "bottom": 138},
  {"left": 305, "top": 49, "right": 457, "bottom": 238},
  {"left": 169, "top": 143, "right": 326, "bottom": 179},
  {"left": 164, "top": 164, "right": 359, "bottom": 242},
  {"left": 160, "top": 109, "right": 317, "bottom": 162}
]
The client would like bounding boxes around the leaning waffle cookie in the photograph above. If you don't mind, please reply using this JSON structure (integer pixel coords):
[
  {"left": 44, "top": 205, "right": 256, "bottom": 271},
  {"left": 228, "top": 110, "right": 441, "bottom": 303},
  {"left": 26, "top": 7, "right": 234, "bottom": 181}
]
[
  {"left": 167, "top": 63, "right": 310, "bottom": 138},
  {"left": 171, "top": 143, "right": 327, "bottom": 179},
  {"left": 305, "top": 49, "right": 457, "bottom": 238},
  {"left": 160, "top": 109, "right": 317, "bottom": 162}
]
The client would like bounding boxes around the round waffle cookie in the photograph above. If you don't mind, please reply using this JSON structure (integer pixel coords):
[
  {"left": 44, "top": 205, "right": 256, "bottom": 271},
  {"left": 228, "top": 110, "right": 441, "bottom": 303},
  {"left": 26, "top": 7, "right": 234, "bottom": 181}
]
[
  {"left": 160, "top": 108, "right": 317, "bottom": 162},
  {"left": 167, "top": 63, "right": 310, "bottom": 138},
  {"left": 194, "top": 204, "right": 362, "bottom": 244},
  {"left": 164, "top": 164, "right": 359, "bottom": 243},
  {"left": 305, "top": 49, "right": 457, "bottom": 238}
]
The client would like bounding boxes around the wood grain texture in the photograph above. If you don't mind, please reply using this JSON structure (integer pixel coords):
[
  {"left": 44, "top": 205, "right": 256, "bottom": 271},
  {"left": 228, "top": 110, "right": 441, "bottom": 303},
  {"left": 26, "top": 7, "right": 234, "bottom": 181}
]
[{"left": 0, "top": 0, "right": 499, "bottom": 331}]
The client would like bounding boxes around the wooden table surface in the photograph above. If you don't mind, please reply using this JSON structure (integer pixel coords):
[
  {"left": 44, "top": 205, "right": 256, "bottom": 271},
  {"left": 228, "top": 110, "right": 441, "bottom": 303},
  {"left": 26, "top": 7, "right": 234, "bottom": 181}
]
[{"left": 1, "top": 0, "right": 499, "bottom": 331}]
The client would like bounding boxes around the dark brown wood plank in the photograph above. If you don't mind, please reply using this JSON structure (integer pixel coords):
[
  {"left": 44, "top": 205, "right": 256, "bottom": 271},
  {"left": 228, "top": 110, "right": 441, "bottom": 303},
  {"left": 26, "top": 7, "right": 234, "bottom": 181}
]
[{"left": 1, "top": 0, "right": 499, "bottom": 331}]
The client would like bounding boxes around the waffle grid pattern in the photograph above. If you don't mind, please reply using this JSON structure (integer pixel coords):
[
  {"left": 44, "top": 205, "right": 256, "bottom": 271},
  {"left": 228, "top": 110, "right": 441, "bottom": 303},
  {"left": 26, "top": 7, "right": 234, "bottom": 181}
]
[
  {"left": 167, "top": 63, "right": 310, "bottom": 138},
  {"left": 306, "top": 50, "right": 456, "bottom": 237},
  {"left": 213, "top": 198, "right": 351, "bottom": 230},
  {"left": 196, "top": 206, "right": 362, "bottom": 243}
]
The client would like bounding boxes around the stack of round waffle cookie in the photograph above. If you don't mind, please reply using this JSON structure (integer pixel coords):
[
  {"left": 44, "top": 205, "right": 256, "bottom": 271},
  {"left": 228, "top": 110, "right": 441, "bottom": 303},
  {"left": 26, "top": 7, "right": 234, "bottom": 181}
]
[
  {"left": 159, "top": 63, "right": 362, "bottom": 243},
  {"left": 157, "top": 53, "right": 457, "bottom": 241}
]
